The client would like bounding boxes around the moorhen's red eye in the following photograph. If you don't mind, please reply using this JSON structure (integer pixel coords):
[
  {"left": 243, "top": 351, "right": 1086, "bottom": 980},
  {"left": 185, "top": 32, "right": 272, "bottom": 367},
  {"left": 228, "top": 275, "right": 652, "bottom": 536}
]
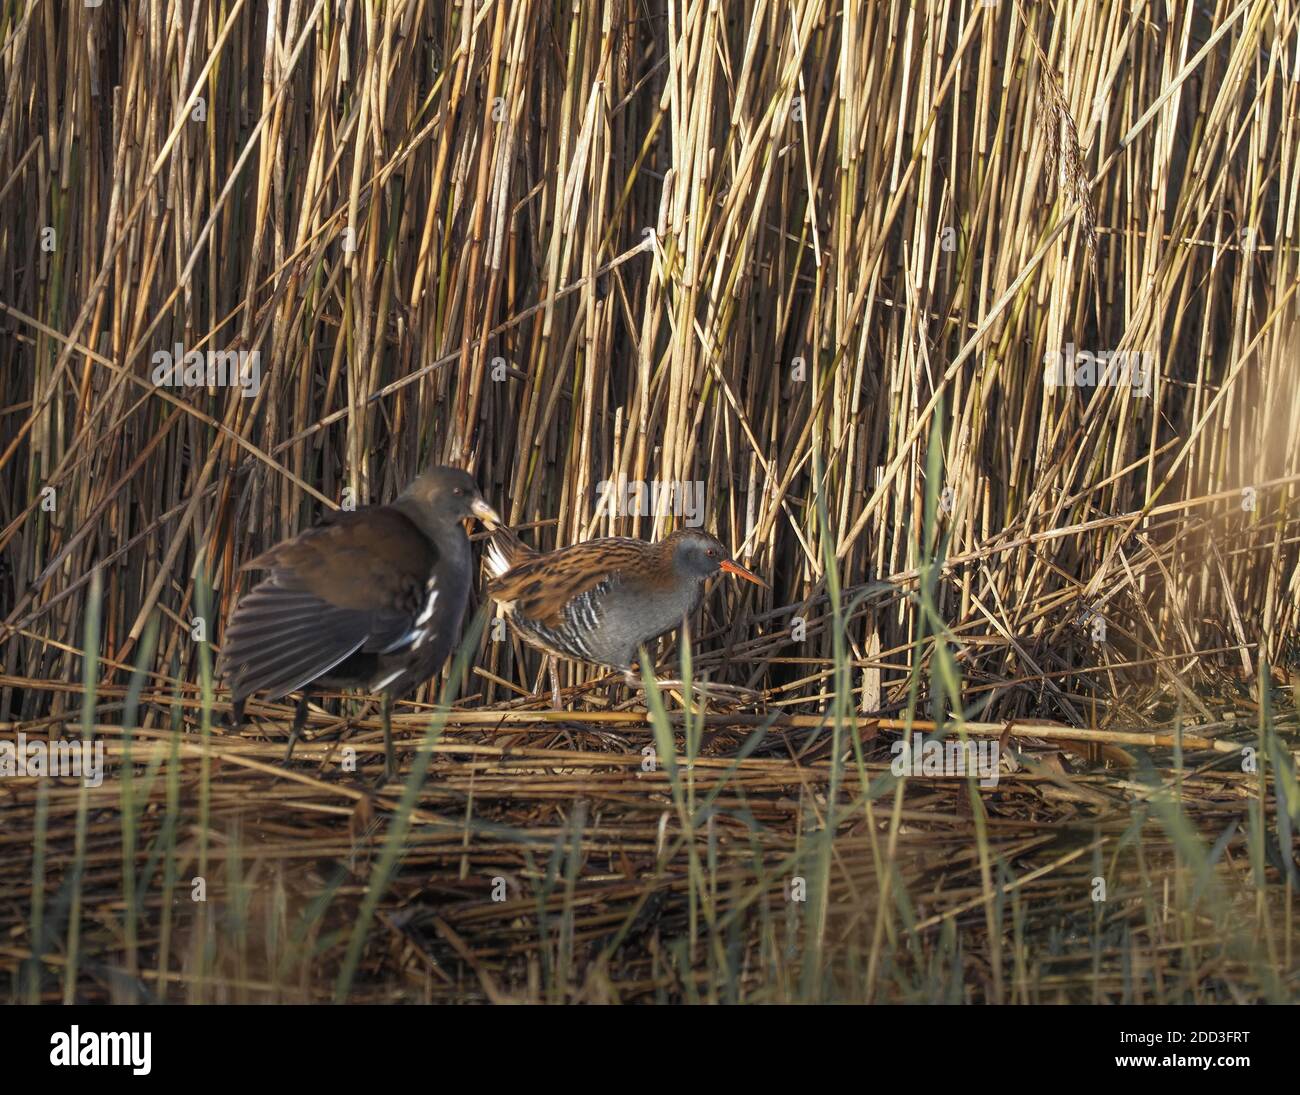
[{"left": 707, "top": 548, "right": 716, "bottom": 557}]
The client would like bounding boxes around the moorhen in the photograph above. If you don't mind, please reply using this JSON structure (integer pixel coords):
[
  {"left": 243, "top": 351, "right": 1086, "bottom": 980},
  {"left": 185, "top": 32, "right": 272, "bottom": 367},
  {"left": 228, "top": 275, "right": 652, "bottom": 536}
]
[{"left": 220, "top": 466, "right": 501, "bottom": 777}]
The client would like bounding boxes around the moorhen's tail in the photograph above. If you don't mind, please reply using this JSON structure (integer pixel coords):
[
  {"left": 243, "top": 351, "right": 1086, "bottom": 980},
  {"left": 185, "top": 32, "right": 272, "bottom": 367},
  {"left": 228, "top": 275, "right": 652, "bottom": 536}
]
[{"left": 484, "top": 524, "right": 536, "bottom": 580}]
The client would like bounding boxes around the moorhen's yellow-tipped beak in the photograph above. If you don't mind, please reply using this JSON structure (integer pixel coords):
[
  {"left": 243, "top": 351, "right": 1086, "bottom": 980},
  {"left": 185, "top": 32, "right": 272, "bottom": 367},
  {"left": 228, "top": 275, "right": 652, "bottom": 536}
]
[
  {"left": 470, "top": 498, "right": 503, "bottom": 530},
  {"left": 720, "top": 558, "right": 768, "bottom": 588}
]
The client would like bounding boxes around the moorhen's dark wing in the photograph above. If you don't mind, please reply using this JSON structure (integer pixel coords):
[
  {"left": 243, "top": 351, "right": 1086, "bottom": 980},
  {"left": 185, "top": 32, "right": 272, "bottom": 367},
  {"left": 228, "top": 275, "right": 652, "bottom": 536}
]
[{"left": 220, "top": 508, "right": 438, "bottom": 702}]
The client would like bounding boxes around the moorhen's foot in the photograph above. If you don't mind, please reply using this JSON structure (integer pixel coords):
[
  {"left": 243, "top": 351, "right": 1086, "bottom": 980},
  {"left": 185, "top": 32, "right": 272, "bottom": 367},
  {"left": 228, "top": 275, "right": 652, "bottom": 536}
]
[
  {"left": 282, "top": 692, "right": 313, "bottom": 765},
  {"left": 380, "top": 692, "right": 398, "bottom": 782}
]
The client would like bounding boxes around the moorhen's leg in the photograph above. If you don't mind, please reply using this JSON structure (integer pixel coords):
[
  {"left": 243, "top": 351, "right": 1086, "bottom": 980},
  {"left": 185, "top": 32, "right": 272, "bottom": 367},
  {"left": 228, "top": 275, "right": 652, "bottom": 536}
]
[
  {"left": 283, "top": 692, "right": 311, "bottom": 764},
  {"left": 381, "top": 691, "right": 396, "bottom": 781}
]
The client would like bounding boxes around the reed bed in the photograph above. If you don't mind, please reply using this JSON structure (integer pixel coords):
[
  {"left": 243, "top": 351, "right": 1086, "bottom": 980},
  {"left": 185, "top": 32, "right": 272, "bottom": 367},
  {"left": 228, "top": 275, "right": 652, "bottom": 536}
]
[{"left": 0, "top": 0, "right": 1297, "bottom": 1002}]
